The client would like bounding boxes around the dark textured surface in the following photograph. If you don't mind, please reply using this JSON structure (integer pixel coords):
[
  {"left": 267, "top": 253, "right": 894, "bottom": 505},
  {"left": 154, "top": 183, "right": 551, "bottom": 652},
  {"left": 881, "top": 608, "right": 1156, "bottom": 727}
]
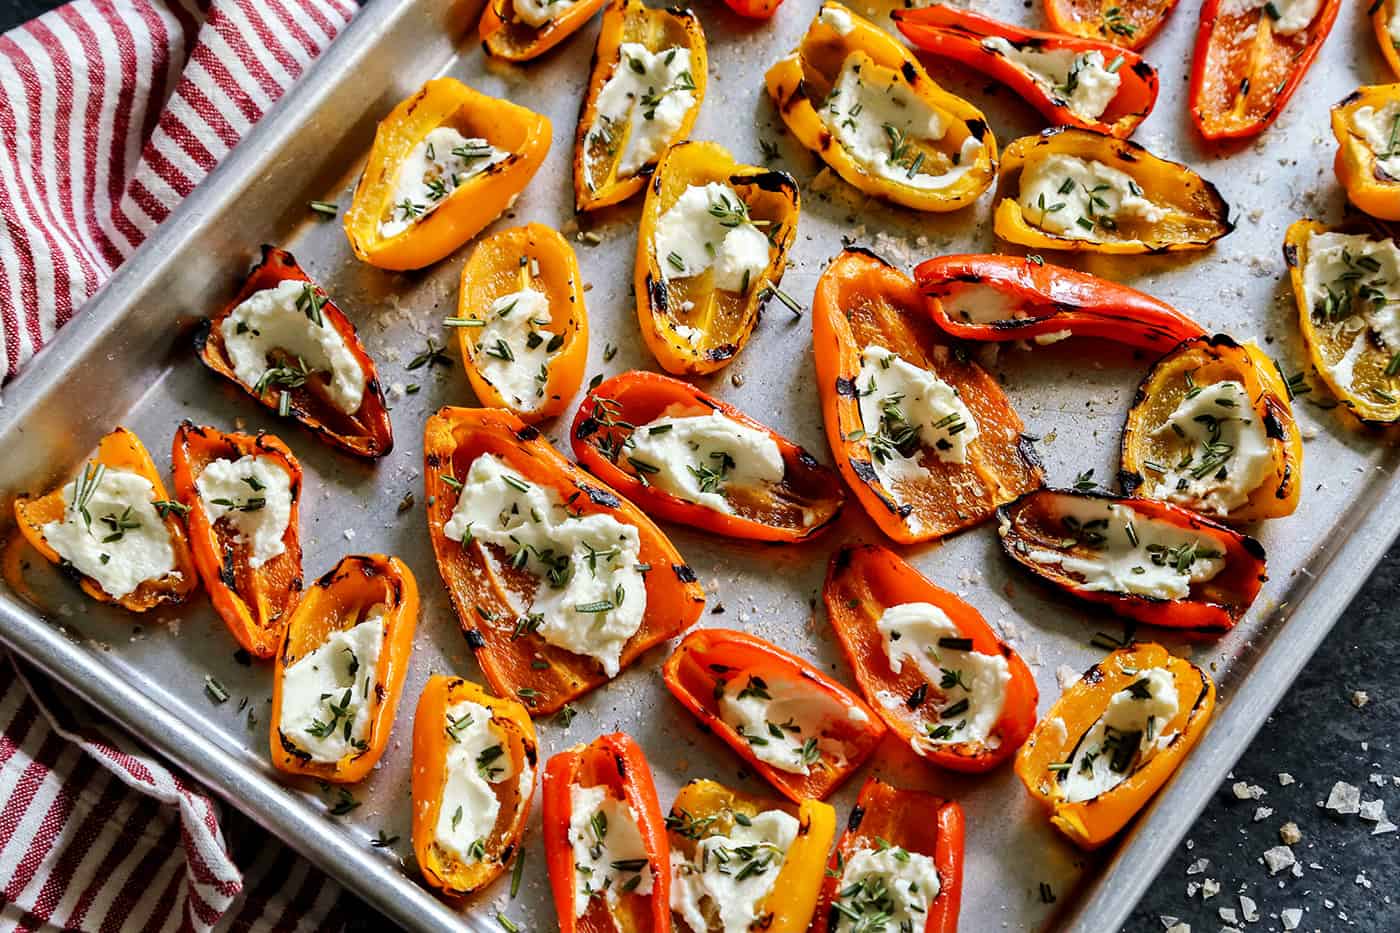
[{"left": 3, "top": 2, "right": 1398, "bottom": 931}]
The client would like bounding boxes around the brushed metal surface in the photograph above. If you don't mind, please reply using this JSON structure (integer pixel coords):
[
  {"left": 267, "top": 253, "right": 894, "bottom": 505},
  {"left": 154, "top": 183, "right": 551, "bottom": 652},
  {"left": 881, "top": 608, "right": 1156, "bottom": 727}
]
[{"left": 0, "top": 0, "right": 1392, "bottom": 930}]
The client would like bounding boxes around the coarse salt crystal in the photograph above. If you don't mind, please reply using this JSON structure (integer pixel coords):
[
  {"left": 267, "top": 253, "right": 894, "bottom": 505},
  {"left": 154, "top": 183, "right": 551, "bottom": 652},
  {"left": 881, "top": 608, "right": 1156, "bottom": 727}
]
[
  {"left": 1360, "top": 798, "right": 1387, "bottom": 822},
  {"left": 1280, "top": 822, "right": 1302, "bottom": 845},
  {"left": 1218, "top": 907, "right": 1237, "bottom": 923},
  {"left": 1351, "top": 690, "right": 1369, "bottom": 708},
  {"left": 1202, "top": 878, "right": 1221, "bottom": 900},
  {"left": 1325, "top": 781, "right": 1361, "bottom": 814},
  {"left": 1253, "top": 806, "right": 1273, "bottom": 822},
  {"left": 1263, "top": 846, "right": 1295, "bottom": 874},
  {"left": 1281, "top": 908, "right": 1302, "bottom": 930},
  {"left": 1239, "top": 895, "right": 1259, "bottom": 923},
  {"left": 1278, "top": 772, "right": 1295, "bottom": 786},
  {"left": 1186, "top": 858, "right": 1209, "bottom": 875}
]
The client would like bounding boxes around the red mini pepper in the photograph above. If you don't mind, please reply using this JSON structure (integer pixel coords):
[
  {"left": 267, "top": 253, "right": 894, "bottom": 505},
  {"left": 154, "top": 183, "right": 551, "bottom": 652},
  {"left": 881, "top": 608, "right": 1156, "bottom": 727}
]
[
  {"left": 823, "top": 544, "right": 1038, "bottom": 773},
  {"left": 894, "top": 5, "right": 1159, "bottom": 139},
  {"left": 542, "top": 732, "right": 671, "bottom": 933},
  {"left": 811, "top": 777, "right": 964, "bottom": 933},
  {"left": 915, "top": 253, "right": 1205, "bottom": 352},
  {"left": 1188, "top": 0, "right": 1340, "bottom": 140},
  {"left": 571, "top": 371, "right": 846, "bottom": 543},
  {"left": 662, "top": 628, "right": 885, "bottom": 803},
  {"left": 1043, "top": 0, "right": 1179, "bottom": 51}
]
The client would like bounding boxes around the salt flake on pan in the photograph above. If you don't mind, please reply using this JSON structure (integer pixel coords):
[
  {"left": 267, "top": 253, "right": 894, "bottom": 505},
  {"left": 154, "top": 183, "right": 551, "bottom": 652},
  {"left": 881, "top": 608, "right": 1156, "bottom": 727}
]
[
  {"left": 1281, "top": 908, "right": 1303, "bottom": 931},
  {"left": 1262, "top": 845, "right": 1295, "bottom": 875},
  {"left": 1280, "top": 822, "right": 1302, "bottom": 845},
  {"left": 1239, "top": 895, "right": 1259, "bottom": 923},
  {"left": 1324, "top": 781, "right": 1361, "bottom": 813},
  {"left": 1359, "top": 798, "right": 1387, "bottom": 822},
  {"left": 1186, "top": 858, "right": 1209, "bottom": 875}
]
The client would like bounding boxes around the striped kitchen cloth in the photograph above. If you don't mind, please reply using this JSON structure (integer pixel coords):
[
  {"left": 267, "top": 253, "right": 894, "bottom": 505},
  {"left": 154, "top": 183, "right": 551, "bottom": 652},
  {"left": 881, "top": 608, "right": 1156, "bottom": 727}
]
[{"left": 0, "top": 1, "right": 360, "bottom": 930}]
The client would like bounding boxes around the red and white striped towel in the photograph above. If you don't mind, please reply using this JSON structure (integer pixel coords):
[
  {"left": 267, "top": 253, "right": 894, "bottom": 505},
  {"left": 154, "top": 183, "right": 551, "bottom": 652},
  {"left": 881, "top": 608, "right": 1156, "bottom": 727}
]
[{"left": 1, "top": 1, "right": 361, "bottom": 930}]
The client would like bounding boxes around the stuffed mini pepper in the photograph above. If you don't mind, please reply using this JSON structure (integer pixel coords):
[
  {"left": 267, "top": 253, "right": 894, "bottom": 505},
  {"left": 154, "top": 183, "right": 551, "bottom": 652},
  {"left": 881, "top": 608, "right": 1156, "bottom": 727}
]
[
  {"left": 478, "top": 0, "right": 607, "bottom": 62},
  {"left": 997, "top": 489, "right": 1266, "bottom": 632},
  {"left": 571, "top": 371, "right": 845, "bottom": 542},
  {"left": 453, "top": 223, "right": 588, "bottom": 422},
  {"left": 765, "top": 3, "right": 997, "bottom": 212},
  {"left": 345, "top": 78, "right": 550, "bottom": 271},
  {"left": 1331, "top": 86, "right": 1400, "bottom": 221},
  {"left": 172, "top": 422, "right": 303, "bottom": 658},
  {"left": 543, "top": 732, "right": 671, "bottom": 932},
  {"left": 14, "top": 427, "right": 198, "bottom": 613},
  {"left": 412, "top": 676, "right": 538, "bottom": 898},
  {"left": 823, "top": 544, "right": 1038, "bottom": 772},
  {"left": 813, "top": 249, "right": 1044, "bottom": 545},
  {"left": 196, "top": 245, "right": 392, "bottom": 458},
  {"left": 1041, "top": 0, "right": 1180, "bottom": 50},
  {"left": 424, "top": 407, "right": 705, "bottom": 716},
  {"left": 1016, "top": 643, "right": 1216, "bottom": 848},
  {"left": 662, "top": 628, "right": 885, "bottom": 803},
  {"left": 271, "top": 555, "right": 418, "bottom": 783}
]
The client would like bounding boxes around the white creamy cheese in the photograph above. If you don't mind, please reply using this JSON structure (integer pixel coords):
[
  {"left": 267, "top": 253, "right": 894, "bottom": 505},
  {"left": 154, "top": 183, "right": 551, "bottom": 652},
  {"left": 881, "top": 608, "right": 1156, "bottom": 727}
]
[
  {"left": 941, "top": 283, "right": 1025, "bottom": 324},
  {"left": 876, "top": 602, "right": 1010, "bottom": 749},
  {"left": 1146, "top": 380, "right": 1273, "bottom": 515},
  {"left": 569, "top": 784, "right": 653, "bottom": 915},
  {"left": 513, "top": 0, "right": 576, "bottom": 27},
  {"left": 278, "top": 608, "right": 385, "bottom": 763},
  {"left": 831, "top": 845, "right": 942, "bottom": 930},
  {"left": 434, "top": 699, "right": 519, "bottom": 863},
  {"left": 220, "top": 279, "right": 366, "bottom": 415},
  {"left": 716, "top": 674, "right": 858, "bottom": 774},
  {"left": 1333, "top": 331, "right": 1368, "bottom": 391},
  {"left": 1350, "top": 102, "right": 1400, "bottom": 180},
  {"left": 1027, "top": 500, "right": 1226, "bottom": 600},
  {"left": 1062, "top": 667, "right": 1179, "bottom": 803},
  {"left": 587, "top": 43, "right": 695, "bottom": 182},
  {"left": 195, "top": 454, "right": 294, "bottom": 569},
  {"left": 1221, "top": 0, "right": 1322, "bottom": 34},
  {"left": 818, "top": 4, "right": 856, "bottom": 33},
  {"left": 40, "top": 465, "right": 178, "bottom": 601},
  {"left": 1018, "top": 153, "right": 1165, "bottom": 240},
  {"left": 1391, "top": 5, "right": 1400, "bottom": 48},
  {"left": 653, "top": 183, "right": 770, "bottom": 293},
  {"left": 625, "top": 406, "right": 785, "bottom": 514},
  {"left": 470, "top": 287, "right": 557, "bottom": 411},
  {"left": 1302, "top": 231, "right": 1400, "bottom": 389},
  {"left": 819, "top": 54, "right": 984, "bottom": 192},
  {"left": 981, "top": 38, "right": 1121, "bottom": 121},
  {"left": 670, "top": 808, "right": 799, "bottom": 933},
  {"left": 444, "top": 453, "right": 646, "bottom": 677},
  {"left": 379, "top": 126, "right": 508, "bottom": 239}
]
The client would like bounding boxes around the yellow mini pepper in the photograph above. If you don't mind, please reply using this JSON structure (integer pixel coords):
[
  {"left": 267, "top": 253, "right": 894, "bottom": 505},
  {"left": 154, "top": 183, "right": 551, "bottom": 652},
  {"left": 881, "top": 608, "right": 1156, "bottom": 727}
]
[{"left": 1331, "top": 85, "right": 1400, "bottom": 221}]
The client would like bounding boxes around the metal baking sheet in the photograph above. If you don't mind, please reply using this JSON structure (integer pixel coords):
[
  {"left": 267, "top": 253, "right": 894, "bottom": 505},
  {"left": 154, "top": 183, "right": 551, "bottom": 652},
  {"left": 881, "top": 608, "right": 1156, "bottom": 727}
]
[{"left": 0, "top": 0, "right": 1395, "bottom": 929}]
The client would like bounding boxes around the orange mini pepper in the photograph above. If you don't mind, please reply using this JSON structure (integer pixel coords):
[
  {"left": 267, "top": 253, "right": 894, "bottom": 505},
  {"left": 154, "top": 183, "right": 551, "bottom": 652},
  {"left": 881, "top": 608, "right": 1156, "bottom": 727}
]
[
  {"left": 1331, "top": 86, "right": 1400, "bottom": 221},
  {"left": 478, "top": 0, "right": 607, "bottom": 62},
  {"left": 662, "top": 628, "right": 885, "bottom": 803},
  {"left": 1042, "top": 0, "right": 1180, "bottom": 50},
  {"left": 1121, "top": 334, "right": 1303, "bottom": 523},
  {"left": 196, "top": 245, "right": 393, "bottom": 459},
  {"left": 171, "top": 422, "right": 304, "bottom": 658},
  {"left": 423, "top": 406, "right": 705, "bottom": 716},
  {"left": 542, "top": 732, "right": 671, "bottom": 933},
  {"left": 269, "top": 554, "right": 418, "bottom": 783},
  {"left": 411, "top": 675, "right": 538, "bottom": 898},
  {"left": 894, "top": 5, "right": 1159, "bottom": 139},
  {"left": 455, "top": 223, "right": 589, "bottom": 421},
  {"left": 812, "top": 249, "right": 1044, "bottom": 545},
  {"left": 1016, "top": 643, "right": 1216, "bottom": 849},
  {"left": 1373, "top": 1, "right": 1400, "bottom": 81},
  {"left": 345, "top": 78, "right": 550, "bottom": 271},
  {"left": 823, "top": 544, "right": 1038, "bottom": 773},
  {"left": 14, "top": 427, "right": 198, "bottom": 613},
  {"left": 916, "top": 253, "right": 1205, "bottom": 352},
  {"left": 810, "top": 777, "right": 964, "bottom": 933},
  {"left": 1188, "top": 0, "right": 1340, "bottom": 140},
  {"left": 997, "top": 489, "right": 1266, "bottom": 633},
  {"left": 571, "top": 370, "right": 845, "bottom": 542}
]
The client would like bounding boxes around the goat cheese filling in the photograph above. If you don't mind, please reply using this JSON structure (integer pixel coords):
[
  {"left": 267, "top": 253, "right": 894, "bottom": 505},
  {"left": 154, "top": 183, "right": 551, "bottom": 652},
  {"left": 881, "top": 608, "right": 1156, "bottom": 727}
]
[
  {"left": 1062, "top": 667, "right": 1179, "bottom": 802},
  {"left": 278, "top": 607, "right": 385, "bottom": 763},
  {"left": 1349, "top": 101, "right": 1400, "bottom": 180},
  {"left": 653, "top": 183, "right": 770, "bottom": 293},
  {"left": 569, "top": 784, "right": 653, "bottom": 914},
  {"left": 469, "top": 287, "right": 558, "bottom": 412},
  {"left": 670, "top": 808, "right": 799, "bottom": 933},
  {"left": 1018, "top": 153, "right": 1165, "bottom": 239},
  {"left": 195, "top": 454, "right": 294, "bottom": 569},
  {"left": 1221, "top": 0, "right": 1323, "bottom": 34},
  {"left": 434, "top": 700, "right": 518, "bottom": 863},
  {"left": 1145, "top": 380, "right": 1273, "bottom": 515},
  {"left": 625, "top": 406, "right": 785, "bottom": 515},
  {"left": 587, "top": 43, "right": 696, "bottom": 182},
  {"left": 717, "top": 674, "right": 866, "bottom": 775},
  {"left": 379, "top": 126, "right": 508, "bottom": 239},
  {"left": 829, "top": 845, "right": 942, "bottom": 931},
  {"left": 981, "top": 38, "right": 1121, "bottom": 121},
  {"left": 513, "top": 0, "right": 577, "bottom": 28}
]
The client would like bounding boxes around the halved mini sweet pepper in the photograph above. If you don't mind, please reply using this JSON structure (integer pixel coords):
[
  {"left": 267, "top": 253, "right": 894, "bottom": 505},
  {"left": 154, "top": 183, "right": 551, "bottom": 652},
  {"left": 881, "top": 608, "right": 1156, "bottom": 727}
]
[
  {"left": 1016, "top": 643, "right": 1216, "bottom": 849},
  {"left": 196, "top": 245, "right": 392, "bottom": 458},
  {"left": 455, "top": 223, "right": 589, "bottom": 421},
  {"left": 822, "top": 544, "right": 1038, "bottom": 773},
  {"left": 893, "top": 5, "right": 1159, "bottom": 138},
  {"left": 423, "top": 406, "right": 705, "bottom": 716},
  {"left": 543, "top": 732, "right": 671, "bottom": 933},
  {"left": 345, "top": 78, "right": 550, "bottom": 271},
  {"left": 1283, "top": 218, "right": 1400, "bottom": 426},
  {"left": 1331, "top": 86, "right": 1400, "bottom": 221},
  {"left": 813, "top": 249, "right": 1044, "bottom": 545},
  {"left": 573, "top": 0, "right": 707, "bottom": 212},
  {"left": 172, "top": 422, "right": 303, "bottom": 658},
  {"left": 634, "top": 140, "right": 799, "bottom": 374},
  {"left": 412, "top": 675, "right": 538, "bottom": 898},
  {"left": 14, "top": 427, "right": 199, "bottom": 613},
  {"left": 1188, "top": 0, "right": 1340, "bottom": 141},
  {"left": 997, "top": 489, "right": 1266, "bottom": 632},
  {"left": 765, "top": 2, "right": 997, "bottom": 212},
  {"left": 1373, "top": 1, "right": 1400, "bottom": 81},
  {"left": 915, "top": 253, "right": 1205, "bottom": 351},
  {"left": 810, "top": 777, "right": 963, "bottom": 933},
  {"left": 662, "top": 628, "right": 885, "bottom": 803},
  {"left": 478, "top": 0, "right": 607, "bottom": 62},
  {"left": 270, "top": 554, "right": 418, "bottom": 782},
  {"left": 1121, "top": 334, "right": 1302, "bottom": 522},
  {"left": 994, "top": 127, "right": 1232, "bottom": 254},
  {"left": 571, "top": 371, "right": 845, "bottom": 542},
  {"left": 1042, "top": 0, "right": 1179, "bottom": 50},
  {"left": 722, "top": 0, "right": 782, "bottom": 17},
  {"left": 667, "top": 779, "right": 836, "bottom": 933}
]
